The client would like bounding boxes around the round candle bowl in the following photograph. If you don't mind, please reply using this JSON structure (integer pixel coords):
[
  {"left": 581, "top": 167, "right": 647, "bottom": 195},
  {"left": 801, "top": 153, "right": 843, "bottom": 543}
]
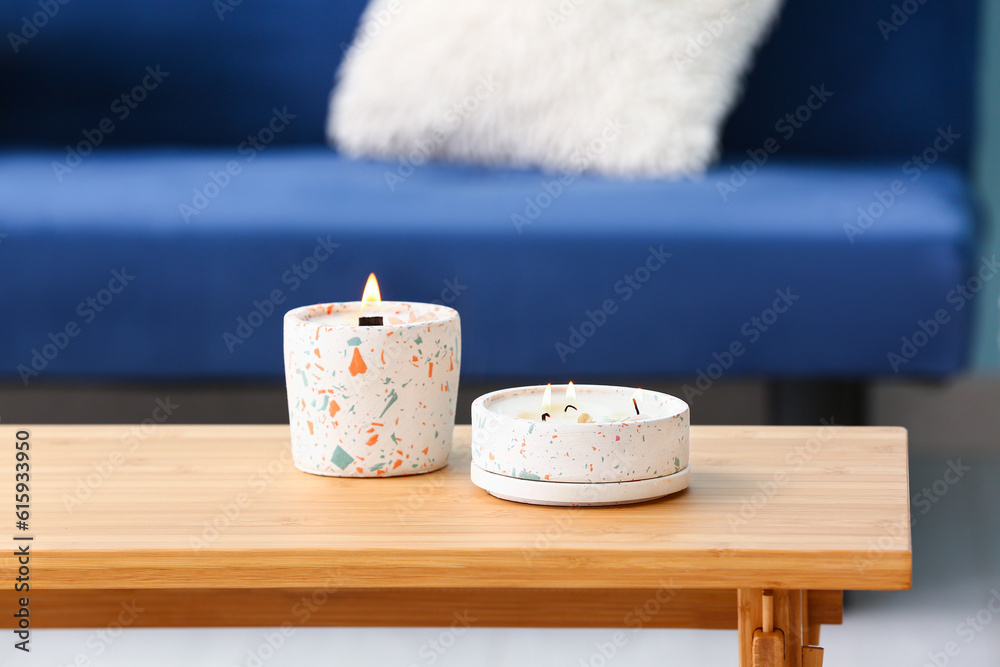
[
  {"left": 284, "top": 301, "right": 460, "bottom": 478},
  {"left": 470, "top": 385, "right": 689, "bottom": 506}
]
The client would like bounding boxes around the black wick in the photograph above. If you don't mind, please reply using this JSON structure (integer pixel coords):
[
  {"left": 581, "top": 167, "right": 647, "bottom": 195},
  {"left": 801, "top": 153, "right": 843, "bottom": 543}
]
[
  {"left": 541, "top": 413, "right": 551, "bottom": 421},
  {"left": 564, "top": 405, "right": 578, "bottom": 412},
  {"left": 632, "top": 398, "right": 640, "bottom": 415}
]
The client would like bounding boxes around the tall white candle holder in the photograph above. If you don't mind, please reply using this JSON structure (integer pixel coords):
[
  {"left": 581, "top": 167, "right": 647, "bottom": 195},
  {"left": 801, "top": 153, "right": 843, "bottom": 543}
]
[
  {"left": 284, "top": 301, "right": 460, "bottom": 477},
  {"left": 470, "top": 385, "right": 689, "bottom": 506}
]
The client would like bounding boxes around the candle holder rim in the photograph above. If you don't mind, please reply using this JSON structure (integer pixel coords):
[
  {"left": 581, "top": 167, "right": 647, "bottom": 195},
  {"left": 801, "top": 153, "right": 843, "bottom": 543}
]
[
  {"left": 472, "top": 384, "right": 688, "bottom": 426},
  {"left": 285, "top": 301, "right": 460, "bottom": 330}
]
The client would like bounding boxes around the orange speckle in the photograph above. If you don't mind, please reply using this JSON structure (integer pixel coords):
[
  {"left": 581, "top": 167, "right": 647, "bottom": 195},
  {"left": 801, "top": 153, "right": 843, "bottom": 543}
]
[
  {"left": 372, "top": 422, "right": 384, "bottom": 427},
  {"left": 355, "top": 467, "right": 364, "bottom": 474},
  {"left": 449, "top": 354, "right": 454, "bottom": 371},
  {"left": 314, "top": 348, "right": 321, "bottom": 358},
  {"left": 392, "top": 460, "right": 402, "bottom": 469},
  {"left": 489, "top": 452, "right": 495, "bottom": 460},
  {"left": 428, "top": 362, "right": 433, "bottom": 378},
  {"left": 307, "top": 421, "right": 314, "bottom": 435},
  {"left": 422, "top": 447, "right": 429, "bottom": 455},
  {"left": 376, "top": 469, "right": 385, "bottom": 476},
  {"left": 366, "top": 434, "right": 379, "bottom": 446},
  {"left": 326, "top": 305, "right": 334, "bottom": 314},
  {"left": 329, "top": 400, "right": 340, "bottom": 418},
  {"left": 349, "top": 347, "right": 368, "bottom": 376},
  {"left": 366, "top": 427, "right": 375, "bottom": 433},
  {"left": 381, "top": 350, "right": 386, "bottom": 364}
]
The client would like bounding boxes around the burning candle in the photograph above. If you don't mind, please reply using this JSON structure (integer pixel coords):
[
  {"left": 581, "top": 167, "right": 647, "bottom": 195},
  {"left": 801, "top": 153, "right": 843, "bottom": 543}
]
[
  {"left": 283, "top": 274, "right": 461, "bottom": 478},
  {"left": 471, "top": 384, "right": 689, "bottom": 506},
  {"left": 518, "top": 382, "right": 643, "bottom": 423}
]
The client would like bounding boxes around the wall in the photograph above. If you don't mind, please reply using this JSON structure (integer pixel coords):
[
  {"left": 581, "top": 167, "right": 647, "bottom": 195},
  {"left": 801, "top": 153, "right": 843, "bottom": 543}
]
[{"left": 972, "top": 0, "right": 1000, "bottom": 370}]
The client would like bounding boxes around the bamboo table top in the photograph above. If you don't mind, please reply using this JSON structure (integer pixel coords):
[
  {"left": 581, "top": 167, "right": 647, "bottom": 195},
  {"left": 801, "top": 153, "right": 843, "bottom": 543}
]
[{"left": 10, "top": 424, "right": 911, "bottom": 592}]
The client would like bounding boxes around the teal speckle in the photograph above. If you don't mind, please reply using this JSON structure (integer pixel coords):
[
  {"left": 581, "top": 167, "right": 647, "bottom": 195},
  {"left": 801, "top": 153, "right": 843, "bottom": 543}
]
[
  {"left": 330, "top": 446, "right": 354, "bottom": 470},
  {"left": 319, "top": 395, "right": 330, "bottom": 411},
  {"left": 347, "top": 336, "right": 362, "bottom": 346},
  {"left": 414, "top": 335, "right": 423, "bottom": 344},
  {"left": 517, "top": 470, "right": 542, "bottom": 480},
  {"left": 674, "top": 457, "right": 681, "bottom": 467},
  {"left": 298, "top": 370, "right": 309, "bottom": 386},
  {"left": 369, "top": 462, "right": 386, "bottom": 472},
  {"left": 528, "top": 423, "right": 535, "bottom": 434},
  {"left": 379, "top": 389, "right": 399, "bottom": 418},
  {"left": 390, "top": 433, "right": 398, "bottom": 445}
]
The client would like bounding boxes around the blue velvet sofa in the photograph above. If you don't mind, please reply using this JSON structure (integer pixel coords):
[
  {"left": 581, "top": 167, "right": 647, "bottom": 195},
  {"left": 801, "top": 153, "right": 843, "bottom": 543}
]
[{"left": 0, "top": 1, "right": 981, "bottom": 404}]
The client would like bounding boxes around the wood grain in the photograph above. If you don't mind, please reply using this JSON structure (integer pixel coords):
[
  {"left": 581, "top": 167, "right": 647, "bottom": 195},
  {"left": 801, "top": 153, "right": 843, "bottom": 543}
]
[
  {"left": 739, "top": 588, "right": 764, "bottom": 667},
  {"left": 0, "top": 588, "right": 843, "bottom": 629},
  {"left": 2, "top": 425, "right": 911, "bottom": 591},
  {"left": 776, "top": 589, "right": 803, "bottom": 667}
]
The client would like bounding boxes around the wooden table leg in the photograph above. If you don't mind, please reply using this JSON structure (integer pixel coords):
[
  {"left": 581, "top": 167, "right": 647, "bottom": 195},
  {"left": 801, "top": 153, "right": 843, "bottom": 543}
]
[
  {"left": 738, "top": 589, "right": 804, "bottom": 667},
  {"left": 802, "top": 590, "right": 821, "bottom": 646},
  {"left": 739, "top": 588, "right": 763, "bottom": 667},
  {"left": 801, "top": 590, "right": 824, "bottom": 665}
]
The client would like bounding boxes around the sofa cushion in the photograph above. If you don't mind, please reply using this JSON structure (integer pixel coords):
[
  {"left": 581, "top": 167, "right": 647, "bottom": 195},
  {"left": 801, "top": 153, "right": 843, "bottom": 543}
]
[
  {"left": 722, "top": 0, "right": 979, "bottom": 165},
  {"left": 330, "top": 0, "right": 783, "bottom": 177},
  {"left": 0, "top": 149, "right": 976, "bottom": 382},
  {"left": 0, "top": 0, "right": 979, "bottom": 166},
  {"left": 0, "top": 0, "right": 368, "bottom": 147}
]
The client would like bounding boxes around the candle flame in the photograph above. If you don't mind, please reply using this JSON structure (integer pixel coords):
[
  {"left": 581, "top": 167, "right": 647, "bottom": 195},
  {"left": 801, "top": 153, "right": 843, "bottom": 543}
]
[
  {"left": 360, "top": 273, "right": 381, "bottom": 309},
  {"left": 566, "top": 381, "right": 576, "bottom": 402},
  {"left": 541, "top": 383, "right": 552, "bottom": 412}
]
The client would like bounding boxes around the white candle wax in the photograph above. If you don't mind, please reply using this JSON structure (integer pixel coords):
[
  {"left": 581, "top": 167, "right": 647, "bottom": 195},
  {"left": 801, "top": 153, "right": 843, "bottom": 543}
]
[
  {"left": 304, "top": 301, "right": 440, "bottom": 328},
  {"left": 515, "top": 383, "right": 640, "bottom": 423}
]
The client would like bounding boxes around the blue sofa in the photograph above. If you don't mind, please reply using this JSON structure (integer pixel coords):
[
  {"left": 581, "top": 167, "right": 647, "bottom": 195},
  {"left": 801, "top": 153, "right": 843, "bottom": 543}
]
[{"left": 0, "top": 1, "right": 980, "bottom": 393}]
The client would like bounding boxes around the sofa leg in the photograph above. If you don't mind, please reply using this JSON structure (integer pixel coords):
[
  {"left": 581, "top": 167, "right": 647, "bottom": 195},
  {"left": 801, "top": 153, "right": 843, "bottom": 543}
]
[{"left": 768, "top": 381, "right": 867, "bottom": 426}]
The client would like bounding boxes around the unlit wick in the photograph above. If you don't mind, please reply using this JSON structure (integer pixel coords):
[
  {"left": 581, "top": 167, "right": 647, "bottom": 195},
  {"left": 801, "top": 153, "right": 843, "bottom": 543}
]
[
  {"left": 632, "top": 398, "right": 640, "bottom": 415},
  {"left": 358, "top": 316, "right": 383, "bottom": 326}
]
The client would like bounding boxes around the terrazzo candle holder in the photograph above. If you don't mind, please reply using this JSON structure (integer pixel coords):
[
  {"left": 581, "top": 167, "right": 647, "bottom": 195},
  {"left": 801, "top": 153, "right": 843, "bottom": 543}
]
[
  {"left": 284, "top": 301, "right": 460, "bottom": 477},
  {"left": 471, "top": 385, "right": 689, "bottom": 506}
]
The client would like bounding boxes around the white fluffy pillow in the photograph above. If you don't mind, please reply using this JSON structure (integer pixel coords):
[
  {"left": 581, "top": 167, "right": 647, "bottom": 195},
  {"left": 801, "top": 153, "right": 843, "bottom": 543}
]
[{"left": 329, "top": 0, "right": 783, "bottom": 177}]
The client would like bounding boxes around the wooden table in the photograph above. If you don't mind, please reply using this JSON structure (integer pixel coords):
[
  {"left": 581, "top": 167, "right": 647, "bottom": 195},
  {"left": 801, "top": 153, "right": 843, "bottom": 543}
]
[{"left": 3, "top": 425, "right": 911, "bottom": 666}]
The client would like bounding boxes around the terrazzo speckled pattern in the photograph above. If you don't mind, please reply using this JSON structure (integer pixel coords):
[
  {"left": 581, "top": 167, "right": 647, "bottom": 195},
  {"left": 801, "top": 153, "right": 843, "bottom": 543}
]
[
  {"left": 283, "top": 301, "right": 460, "bottom": 477},
  {"left": 471, "top": 385, "right": 689, "bottom": 482},
  {"left": 470, "top": 385, "right": 689, "bottom": 505}
]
